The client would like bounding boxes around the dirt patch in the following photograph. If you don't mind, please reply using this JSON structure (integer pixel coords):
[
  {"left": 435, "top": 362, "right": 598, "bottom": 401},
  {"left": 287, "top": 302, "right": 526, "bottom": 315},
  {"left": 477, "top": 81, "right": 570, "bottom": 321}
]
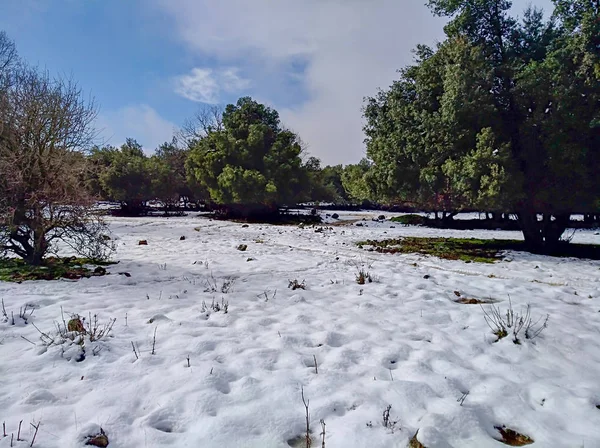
[{"left": 456, "top": 297, "right": 497, "bottom": 305}]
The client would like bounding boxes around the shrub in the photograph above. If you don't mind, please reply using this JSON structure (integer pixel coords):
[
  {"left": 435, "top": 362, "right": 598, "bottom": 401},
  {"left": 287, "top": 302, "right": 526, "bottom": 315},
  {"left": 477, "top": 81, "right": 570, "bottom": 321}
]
[{"left": 481, "top": 298, "right": 549, "bottom": 344}]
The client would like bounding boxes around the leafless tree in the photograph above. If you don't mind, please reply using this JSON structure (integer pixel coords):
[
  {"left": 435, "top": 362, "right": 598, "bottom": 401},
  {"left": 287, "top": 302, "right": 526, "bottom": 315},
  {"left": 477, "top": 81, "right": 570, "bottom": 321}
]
[
  {"left": 177, "top": 104, "right": 224, "bottom": 147},
  {"left": 0, "top": 31, "right": 18, "bottom": 84},
  {"left": 0, "top": 48, "right": 114, "bottom": 265}
]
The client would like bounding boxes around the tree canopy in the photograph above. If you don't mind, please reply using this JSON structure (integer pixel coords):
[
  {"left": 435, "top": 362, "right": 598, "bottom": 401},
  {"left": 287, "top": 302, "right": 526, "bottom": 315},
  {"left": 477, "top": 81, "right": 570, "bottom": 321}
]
[
  {"left": 185, "top": 97, "right": 308, "bottom": 215},
  {"left": 364, "top": 0, "right": 600, "bottom": 250}
]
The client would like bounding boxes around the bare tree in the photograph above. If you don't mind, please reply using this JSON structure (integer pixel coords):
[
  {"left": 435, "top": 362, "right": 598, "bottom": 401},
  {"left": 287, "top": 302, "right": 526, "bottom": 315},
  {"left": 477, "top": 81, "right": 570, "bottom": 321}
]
[
  {"left": 0, "top": 59, "right": 114, "bottom": 265},
  {"left": 0, "top": 31, "right": 18, "bottom": 82},
  {"left": 178, "top": 104, "right": 224, "bottom": 147}
]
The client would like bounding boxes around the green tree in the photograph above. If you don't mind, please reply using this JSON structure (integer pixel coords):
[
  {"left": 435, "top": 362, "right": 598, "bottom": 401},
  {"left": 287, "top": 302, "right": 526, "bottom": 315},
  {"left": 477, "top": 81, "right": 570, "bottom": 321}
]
[
  {"left": 186, "top": 97, "right": 307, "bottom": 218},
  {"left": 148, "top": 139, "right": 196, "bottom": 213},
  {"left": 322, "top": 164, "right": 348, "bottom": 203},
  {"left": 365, "top": 0, "right": 599, "bottom": 251},
  {"left": 342, "top": 159, "right": 373, "bottom": 203},
  {"left": 301, "top": 157, "right": 343, "bottom": 204},
  {"left": 99, "top": 139, "right": 152, "bottom": 215},
  {"left": 86, "top": 145, "right": 118, "bottom": 199}
]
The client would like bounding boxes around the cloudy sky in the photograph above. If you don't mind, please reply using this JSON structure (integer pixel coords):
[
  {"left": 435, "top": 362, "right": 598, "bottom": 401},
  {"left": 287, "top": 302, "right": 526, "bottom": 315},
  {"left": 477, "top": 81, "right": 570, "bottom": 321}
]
[{"left": 1, "top": 0, "right": 553, "bottom": 164}]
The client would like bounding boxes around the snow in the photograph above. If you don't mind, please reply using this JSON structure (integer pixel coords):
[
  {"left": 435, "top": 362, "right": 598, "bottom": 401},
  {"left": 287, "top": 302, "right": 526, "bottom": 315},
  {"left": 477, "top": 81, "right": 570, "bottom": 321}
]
[{"left": 1, "top": 211, "right": 600, "bottom": 448}]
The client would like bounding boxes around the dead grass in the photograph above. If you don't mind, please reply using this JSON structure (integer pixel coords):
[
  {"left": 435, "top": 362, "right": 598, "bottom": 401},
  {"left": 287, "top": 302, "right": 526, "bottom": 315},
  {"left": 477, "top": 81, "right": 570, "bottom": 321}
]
[
  {"left": 408, "top": 430, "right": 427, "bottom": 448},
  {"left": 494, "top": 426, "right": 534, "bottom": 446},
  {"left": 356, "top": 269, "right": 373, "bottom": 285},
  {"left": 456, "top": 297, "right": 496, "bottom": 304},
  {"left": 453, "top": 291, "right": 498, "bottom": 305}
]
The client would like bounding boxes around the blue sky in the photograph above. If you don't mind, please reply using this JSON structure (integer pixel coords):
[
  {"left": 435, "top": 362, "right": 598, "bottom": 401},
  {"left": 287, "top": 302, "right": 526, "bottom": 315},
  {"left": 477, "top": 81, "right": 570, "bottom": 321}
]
[{"left": 1, "top": 0, "right": 554, "bottom": 164}]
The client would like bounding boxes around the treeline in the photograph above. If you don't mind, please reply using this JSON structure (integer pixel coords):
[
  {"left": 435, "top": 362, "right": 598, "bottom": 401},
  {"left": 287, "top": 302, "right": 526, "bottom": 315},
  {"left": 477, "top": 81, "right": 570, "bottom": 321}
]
[
  {"left": 356, "top": 0, "right": 600, "bottom": 251},
  {"left": 84, "top": 106, "right": 375, "bottom": 217},
  {"left": 2, "top": 0, "right": 599, "bottom": 266}
]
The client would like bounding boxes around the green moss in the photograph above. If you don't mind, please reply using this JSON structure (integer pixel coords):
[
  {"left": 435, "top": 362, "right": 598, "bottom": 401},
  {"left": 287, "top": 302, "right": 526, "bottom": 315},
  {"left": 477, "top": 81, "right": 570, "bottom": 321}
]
[
  {"left": 389, "top": 214, "right": 428, "bottom": 225},
  {"left": 0, "top": 257, "right": 116, "bottom": 282},
  {"left": 356, "top": 236, "right": 600, "bottom": 262},
  {"left": 356, "top": 237, "right": 523, "bottom": 263}
]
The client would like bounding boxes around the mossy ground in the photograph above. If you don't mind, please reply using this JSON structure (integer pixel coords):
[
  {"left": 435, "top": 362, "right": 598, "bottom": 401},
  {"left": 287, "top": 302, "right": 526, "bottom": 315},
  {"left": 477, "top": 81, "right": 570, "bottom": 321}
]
[
  {"left": 389, "top": 214, "right": 428, "bottom": 225},
  {"left": 357, "top": 237, "right": 600, "bottom": 263},
  {"left": 0, "top": 257, "right": 115, "bottom": 282}
]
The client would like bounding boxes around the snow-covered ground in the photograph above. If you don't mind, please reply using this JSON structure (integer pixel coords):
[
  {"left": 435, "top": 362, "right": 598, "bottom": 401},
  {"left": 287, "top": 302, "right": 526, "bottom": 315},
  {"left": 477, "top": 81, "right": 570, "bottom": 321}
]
[{"left": 1, "top": 211, "right": 600, "bottom": 448}]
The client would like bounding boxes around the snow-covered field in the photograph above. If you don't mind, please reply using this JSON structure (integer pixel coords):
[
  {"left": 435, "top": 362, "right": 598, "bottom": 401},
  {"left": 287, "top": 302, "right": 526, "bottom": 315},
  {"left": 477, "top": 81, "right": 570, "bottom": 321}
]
[{"left": 1, "top": 211, "right": 600, "bottom": 448}]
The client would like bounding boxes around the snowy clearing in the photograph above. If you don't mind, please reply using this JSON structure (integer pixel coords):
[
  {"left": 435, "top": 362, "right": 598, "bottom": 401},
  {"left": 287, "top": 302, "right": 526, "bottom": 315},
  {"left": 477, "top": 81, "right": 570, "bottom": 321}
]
[{"left": 1, "top": 211, "right": 600, "bottom": 448}]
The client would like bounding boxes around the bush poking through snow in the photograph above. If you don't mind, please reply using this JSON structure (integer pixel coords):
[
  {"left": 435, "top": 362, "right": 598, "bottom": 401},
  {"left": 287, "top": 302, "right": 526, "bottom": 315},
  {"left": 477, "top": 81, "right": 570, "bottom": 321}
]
[
  {"left": 288, "top": 279, "right": 306, "bottom": 290},
  {"left": 201, "top": 298, "right": 229, "bottom": 314},
  {"left": 1, "top": 299, "right": 35, "bottom": 325},
  {"left": 301, "top": 386, "right": 311, "bottom": 448},
  {"left": 355, "top": 269, "right": 373, "bottom": 285},
  {"left": 33, "top": 311, "right": 116, "bottom": 362},
  {"left": 204, "top": 273, "right": 236, "bottom": 293},
  {"left": 481, "top": 297, "right": 549, "bottom": 344},
  {"left": 1, "top": 419, "right": 41, "bottom": 446},
  {"left": 381, "top": 405, "right": 399, "bottom": 433}
]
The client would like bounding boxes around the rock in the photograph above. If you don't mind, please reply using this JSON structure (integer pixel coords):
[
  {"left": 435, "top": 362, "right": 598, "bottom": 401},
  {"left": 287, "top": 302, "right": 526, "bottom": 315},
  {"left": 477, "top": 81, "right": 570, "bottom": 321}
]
[
  {"left": 242, "top": 224, "right": 249, "bottom": 228},
  {"left": 138, "top": 240, "right": 148, "bottom": 245},
  {"left": 179, "top": 236, "right": 186, "bottom": 241},
  {"left": 237, "top": 244, "right": 248, "bottom": 251},
  {"left": 118, "top": 272, "right": 131, "bottom": 277},
  {"left": 378, "top": 215, "right": 386, "bottom": 220},
  {"left": 331, "top": 213, "right": 339, "bottom": 219},
  {"left": 423, "top": 275, "right": 431, "bottom": 279},
  {"left": 93, "top": 266, "right": 107, "bottom": 275}
]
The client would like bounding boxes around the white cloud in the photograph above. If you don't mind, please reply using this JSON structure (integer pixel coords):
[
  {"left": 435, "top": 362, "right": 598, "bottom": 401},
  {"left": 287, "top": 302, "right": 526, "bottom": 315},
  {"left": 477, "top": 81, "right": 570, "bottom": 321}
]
[
  {"left": 97, "top": 104, "right": 177, "bottom": 153},
  {"left": 154, "top": 0, "right": 552, "bottom": 164},
  {"left": 174, "top": 67, "right": 250, "bottom": 104}
]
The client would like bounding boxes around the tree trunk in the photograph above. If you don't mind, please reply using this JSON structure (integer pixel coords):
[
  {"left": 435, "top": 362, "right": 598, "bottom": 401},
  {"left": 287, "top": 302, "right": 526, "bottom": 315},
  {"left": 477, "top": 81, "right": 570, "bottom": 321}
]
[
  {"left": 518, "top": 211, "right": 570, "bottom": 253},
  {"left": 27, "top": 228, "right": 47, "bottom": 266}
]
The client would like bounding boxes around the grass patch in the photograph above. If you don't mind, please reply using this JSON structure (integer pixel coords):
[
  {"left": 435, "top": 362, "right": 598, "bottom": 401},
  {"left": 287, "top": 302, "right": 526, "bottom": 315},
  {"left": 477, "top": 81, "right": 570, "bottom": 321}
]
[
  {"left": 359, "top": 236, "right": 600, "bottom": 261},
  {"left": 0, "top": 257, "right": 115, "bottom": 282},
  {"left": 389, "top": 214, "right": 428, "bottom": 226},
  {"left": 357, "top": 237, "right": 523, "bottom": 263}
]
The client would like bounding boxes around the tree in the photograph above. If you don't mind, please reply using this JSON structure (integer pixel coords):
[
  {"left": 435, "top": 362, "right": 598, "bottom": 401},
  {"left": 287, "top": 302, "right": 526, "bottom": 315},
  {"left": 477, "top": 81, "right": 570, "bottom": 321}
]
[
  {"left": 301, "top": 157, "right": 342, "bottom": 204},
  {"left": 99, "top": 139, "right": 152, "bottom": 215},
  {"left": 148, "top": 138, "right": 195, "bottom": 213},
  {"left": 364, "top": 0, "right": 600, "bottom": 251},
  {"left": 0, "top": 31, "right": 18, "bottom": 87},
  {"left": 342, "top": 159, "right": 373, "bottom": 203},
  {"left": 86, "top": 145, "right": 119, "bottom": 199},
  {"left": 0, "top": 41, "right": 113, "bottom": 264},
  {"left": 186, "top": 97, "right": 307, "bottom": 218},
  {"left": 322, "top": 164, "right": 348, "bottom": 203},
  {"left": 178, "top": 104, "right": 224, "bottom": 148}
]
